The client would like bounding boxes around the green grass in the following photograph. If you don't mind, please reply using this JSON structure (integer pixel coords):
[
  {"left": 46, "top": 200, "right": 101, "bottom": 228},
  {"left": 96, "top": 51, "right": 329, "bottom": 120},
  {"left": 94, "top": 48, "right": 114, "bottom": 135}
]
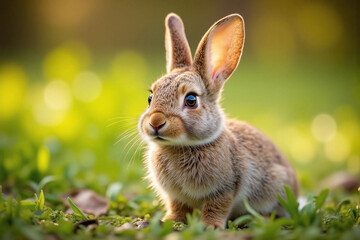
[
  {"left": 0, "top": 48, "right": 359, "bottom": 239},
  {"left": 0, "top": 183, "right": 359, "bottom": 240}
]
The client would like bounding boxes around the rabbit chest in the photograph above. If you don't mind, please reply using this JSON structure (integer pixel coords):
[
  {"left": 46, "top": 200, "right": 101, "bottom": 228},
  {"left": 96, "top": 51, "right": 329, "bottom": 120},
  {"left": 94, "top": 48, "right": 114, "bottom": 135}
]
[{"left": 147, "top": 142, "right": 235, "bottom": 208}]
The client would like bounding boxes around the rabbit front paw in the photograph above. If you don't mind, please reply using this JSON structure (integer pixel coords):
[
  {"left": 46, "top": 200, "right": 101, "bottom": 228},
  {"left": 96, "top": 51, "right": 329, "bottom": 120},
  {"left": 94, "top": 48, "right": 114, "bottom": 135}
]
[
  {"left": 163, "top": 213, "right": 187, "bottom": 224},
  {"left": 201, "top": 193, "right": 234, "bottom": 230},
  {"left": 202, "top": 218, "right": 226, "bottom": 230},
  {"left": 163, "top": 200, "right": 192, "bottom": 224}
]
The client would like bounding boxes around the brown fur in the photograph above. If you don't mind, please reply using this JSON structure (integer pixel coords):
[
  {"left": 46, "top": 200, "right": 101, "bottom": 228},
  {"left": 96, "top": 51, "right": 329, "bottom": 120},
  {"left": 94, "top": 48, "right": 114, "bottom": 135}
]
[
  {"left": 138, "top": 13, "right": 299, "bottom": 229},
  {"left": 165, "top": 14, "right": 192, "bottom": 72}
]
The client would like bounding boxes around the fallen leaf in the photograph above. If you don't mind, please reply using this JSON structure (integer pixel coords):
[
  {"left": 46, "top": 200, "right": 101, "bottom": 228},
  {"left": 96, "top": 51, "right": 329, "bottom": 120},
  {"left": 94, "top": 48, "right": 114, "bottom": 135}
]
[{"left": 61, "top": 189, "right": 109, "bottom": 217}]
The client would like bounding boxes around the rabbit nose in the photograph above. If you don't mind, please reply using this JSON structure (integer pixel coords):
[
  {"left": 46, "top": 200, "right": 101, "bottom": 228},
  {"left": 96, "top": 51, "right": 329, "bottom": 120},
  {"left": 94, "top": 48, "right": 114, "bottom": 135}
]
[{"left": 149, "top": 112, "right": 166, "bottom": 131}]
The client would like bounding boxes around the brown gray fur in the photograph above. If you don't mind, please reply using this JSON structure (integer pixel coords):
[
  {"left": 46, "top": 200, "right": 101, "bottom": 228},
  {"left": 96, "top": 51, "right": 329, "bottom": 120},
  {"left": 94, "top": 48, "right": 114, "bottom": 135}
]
[{"left": 138, "top": 13, "right": 299, "bottom": 229}]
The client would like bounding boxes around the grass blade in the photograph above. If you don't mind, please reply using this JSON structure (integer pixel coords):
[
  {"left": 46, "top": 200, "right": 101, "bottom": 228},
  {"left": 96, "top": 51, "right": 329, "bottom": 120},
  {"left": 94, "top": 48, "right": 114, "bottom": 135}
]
[
  {"left": 39, "top": 190, "right": 45, "bottom": 210},
  {"left": 278, "top": 186, "right": 300, "bottom": 221},
  {"left": 284, "top": 186, "right": 299, "bottom": 210},
  {"left": 0, "top": 185, "right": 3, "bottom": 211},
  {"left": 335, "top": 199, "right": 351, "bottom": 214},
  {"left": 243, "top": 196, "right": 263, "bottom": 221},
  {"left": 67, "top": 197, "right": 88, "bottom": 220},
  {"left": 38, "top": 176, "right": 57, "bottom": 191},
  {"left": 232, "top": 215, "right": 253, "bottom": 226},
  {"left": 315, "top": 188, "right": 329, "bottom": 211}
]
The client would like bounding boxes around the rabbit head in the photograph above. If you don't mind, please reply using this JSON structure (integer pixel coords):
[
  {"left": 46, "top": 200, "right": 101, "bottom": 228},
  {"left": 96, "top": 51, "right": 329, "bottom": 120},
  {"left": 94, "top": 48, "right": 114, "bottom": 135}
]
[{"left": 139, "top": 13, "right": 245, "bottom": 146}]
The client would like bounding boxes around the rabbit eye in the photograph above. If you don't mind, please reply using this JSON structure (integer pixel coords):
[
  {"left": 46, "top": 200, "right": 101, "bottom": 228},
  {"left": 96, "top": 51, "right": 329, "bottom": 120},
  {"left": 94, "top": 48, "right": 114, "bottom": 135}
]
[
  {"left": 185, "top": 94, "right": 197, "bottom": 108},
  {"left": 148, "top": 94, "right": 153, "bottom": 105}
]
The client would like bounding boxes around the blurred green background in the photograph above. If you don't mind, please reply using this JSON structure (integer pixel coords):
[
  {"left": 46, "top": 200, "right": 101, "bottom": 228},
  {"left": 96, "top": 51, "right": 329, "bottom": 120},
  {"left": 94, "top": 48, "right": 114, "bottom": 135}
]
[{"left": 0, "top": 0, "right": 359, "bottom": 199}]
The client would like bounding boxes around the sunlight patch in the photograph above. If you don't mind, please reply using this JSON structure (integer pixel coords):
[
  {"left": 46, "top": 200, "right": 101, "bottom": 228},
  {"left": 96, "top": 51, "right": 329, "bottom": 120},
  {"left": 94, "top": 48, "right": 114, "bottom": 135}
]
[
  {"left": 0, "top": 63, "right": 27, "bottom": 120},
  {"left": 325, "top": 133, "right": 350, "bottom": 162},
  {"left": 44, "top": 80, "right": 73, "bottom": 110},
  {"left": 311, "top": 114, "right": 337, "bottom": 142},
  {"left": 73, "top": 71, "right": 102, "bottom": 102}
]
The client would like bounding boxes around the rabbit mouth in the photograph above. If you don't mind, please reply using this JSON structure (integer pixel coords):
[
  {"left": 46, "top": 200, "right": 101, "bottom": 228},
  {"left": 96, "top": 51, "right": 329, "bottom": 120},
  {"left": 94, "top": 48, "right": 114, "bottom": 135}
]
[
  {"left": 149, "top": 133, "right": 169, "bottom": 143},
  {"left": 150, "top": 129, "right": 168, "bottom": 142},
  {"left": 155, "top": 136, "right": 166, "bottom": 141}
]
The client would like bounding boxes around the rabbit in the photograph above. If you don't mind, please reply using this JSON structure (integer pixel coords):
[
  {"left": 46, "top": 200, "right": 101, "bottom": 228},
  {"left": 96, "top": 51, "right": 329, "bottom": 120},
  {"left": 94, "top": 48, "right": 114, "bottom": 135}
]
[{"left": 138, "top": 13, "right": 299, "bottom": 229}]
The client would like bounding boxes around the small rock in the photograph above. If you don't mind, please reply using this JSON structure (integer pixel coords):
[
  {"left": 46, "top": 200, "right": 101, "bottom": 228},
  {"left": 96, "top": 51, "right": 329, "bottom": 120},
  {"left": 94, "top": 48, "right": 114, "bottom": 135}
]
[
  {"left": 133, "top": 220, "right": 150, "bottom": 228},
  {"left": 115, "top": 222, "right": 134, "bottom": 231}
]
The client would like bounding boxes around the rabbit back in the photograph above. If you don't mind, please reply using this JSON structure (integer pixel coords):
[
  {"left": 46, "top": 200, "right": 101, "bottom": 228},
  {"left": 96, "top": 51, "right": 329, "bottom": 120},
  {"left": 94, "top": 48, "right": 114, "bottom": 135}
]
[{"left": 226, "top": 119, "right": 299, "bottom": 217}]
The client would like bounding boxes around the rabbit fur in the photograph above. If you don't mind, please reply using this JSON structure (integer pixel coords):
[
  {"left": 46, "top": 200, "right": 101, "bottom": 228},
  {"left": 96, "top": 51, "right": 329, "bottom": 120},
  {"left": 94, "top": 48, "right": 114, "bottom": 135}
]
[{"left": 138, "top": 13, "right": 299, "bottom": 229}]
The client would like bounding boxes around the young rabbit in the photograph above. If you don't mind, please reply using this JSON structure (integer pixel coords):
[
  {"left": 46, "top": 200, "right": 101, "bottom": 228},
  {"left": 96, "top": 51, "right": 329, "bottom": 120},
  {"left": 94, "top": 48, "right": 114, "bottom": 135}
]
[{"left": 138, "top": 13, "right": 299, "bottom": 229}]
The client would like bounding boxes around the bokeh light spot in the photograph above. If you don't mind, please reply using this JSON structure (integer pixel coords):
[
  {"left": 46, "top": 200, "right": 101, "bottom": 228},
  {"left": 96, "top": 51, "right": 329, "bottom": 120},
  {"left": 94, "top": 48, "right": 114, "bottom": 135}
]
[
  {"left": 324, "top": 133, "right": 350, "bottom": 162},
  {"left": 33, "top": 101, "right": 66, "bottom": 127},
  {"left": 37, "top": 145, "right": 50, "bottom": 173},
  {"left": 289, "top": 136, "right": 316, "bottom": 163},
  {"left": 43, "top": 42, "right": 91, "bottom": 81},
  {"left": 311, "top": 113, "right": 337, "bottom": 142},
  {"left": 101, "top": 50, "right": 149, "bottom": 117},
  {"left": 44, "top": 80, "right": 72, "bottom": 110},
  {"left": 111, "top": 50, "right": 147, "bottom": 84},
  {"left": 73, "top": 71, "right": 102, "bottom": 102},
  {"left": 0, "top": 63, "right": 27, "bottom": 120},
  {"left": 286, "top": 125, "right": 317, "bottom": 163}
]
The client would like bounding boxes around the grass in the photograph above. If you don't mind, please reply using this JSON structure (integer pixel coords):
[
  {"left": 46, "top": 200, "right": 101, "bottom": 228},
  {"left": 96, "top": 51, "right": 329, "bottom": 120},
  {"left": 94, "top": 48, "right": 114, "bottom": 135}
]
[
  {"left": 0, "top": 182, "right": 359, "bottom": 240},
  {"left": 0, "top": 47, "right": 359, "bottom": 239}
]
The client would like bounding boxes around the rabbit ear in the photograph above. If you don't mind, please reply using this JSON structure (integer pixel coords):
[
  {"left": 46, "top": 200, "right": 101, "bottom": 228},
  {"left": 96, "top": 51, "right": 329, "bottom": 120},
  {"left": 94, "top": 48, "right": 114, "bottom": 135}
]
[
  {"left": 165, "top": 13, "right": 192, "bottom": 73},
  {"left": 193, "top": 14, "right": 245, "bottom": 99}
]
